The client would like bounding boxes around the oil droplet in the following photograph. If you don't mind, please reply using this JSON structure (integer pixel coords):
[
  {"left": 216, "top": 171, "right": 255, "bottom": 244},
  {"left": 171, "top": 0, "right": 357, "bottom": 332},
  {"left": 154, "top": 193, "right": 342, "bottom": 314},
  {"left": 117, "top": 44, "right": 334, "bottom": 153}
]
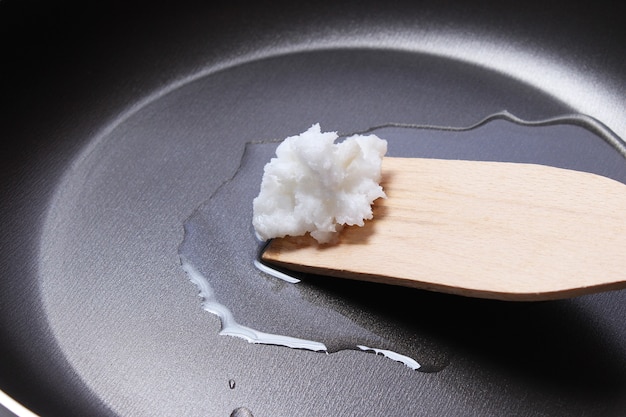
[
  {"left": 179, "top": 112, "right": 626, "bottom": 373},
  {"left": 228, "top": 379, "right": 236, "bottom": 390},
  {"left": 230, "top": 407, "right": 254, "bottom": 417}
]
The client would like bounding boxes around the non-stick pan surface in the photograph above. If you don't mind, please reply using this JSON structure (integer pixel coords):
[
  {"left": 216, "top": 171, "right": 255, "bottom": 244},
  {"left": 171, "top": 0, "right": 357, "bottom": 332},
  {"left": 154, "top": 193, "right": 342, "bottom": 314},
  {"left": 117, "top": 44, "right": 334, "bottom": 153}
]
[{"left": 2, "top": 1, "right": 626, "bottom": 416}]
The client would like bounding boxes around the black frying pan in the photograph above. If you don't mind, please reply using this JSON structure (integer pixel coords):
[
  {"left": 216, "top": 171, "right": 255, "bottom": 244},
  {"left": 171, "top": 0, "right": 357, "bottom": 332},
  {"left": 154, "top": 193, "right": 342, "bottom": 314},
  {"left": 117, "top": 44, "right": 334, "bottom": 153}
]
[{"left": 2, "top": 1, "right": 626, "bottom": 415}]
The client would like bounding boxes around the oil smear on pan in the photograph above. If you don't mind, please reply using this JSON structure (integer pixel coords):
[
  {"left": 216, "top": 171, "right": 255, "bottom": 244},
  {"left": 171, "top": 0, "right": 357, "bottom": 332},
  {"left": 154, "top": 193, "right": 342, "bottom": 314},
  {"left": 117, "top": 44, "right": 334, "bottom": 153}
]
[{"left": 178, "top": 112, "right": 626, "bottom": 372}]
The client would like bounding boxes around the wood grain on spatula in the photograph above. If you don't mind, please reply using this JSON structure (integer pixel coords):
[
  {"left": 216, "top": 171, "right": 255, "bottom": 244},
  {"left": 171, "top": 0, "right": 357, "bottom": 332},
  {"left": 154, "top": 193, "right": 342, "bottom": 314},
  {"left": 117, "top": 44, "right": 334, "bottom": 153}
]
[{"left": 262, "top": 157, "right": 626, "bottom": 301}]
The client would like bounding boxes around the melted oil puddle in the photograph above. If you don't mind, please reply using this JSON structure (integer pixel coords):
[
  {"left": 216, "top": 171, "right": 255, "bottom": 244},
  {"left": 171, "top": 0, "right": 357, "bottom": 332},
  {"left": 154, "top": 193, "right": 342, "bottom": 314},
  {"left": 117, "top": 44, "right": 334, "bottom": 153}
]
[{"left": 179, "top": 112, "right": 626, "bottom": 372}]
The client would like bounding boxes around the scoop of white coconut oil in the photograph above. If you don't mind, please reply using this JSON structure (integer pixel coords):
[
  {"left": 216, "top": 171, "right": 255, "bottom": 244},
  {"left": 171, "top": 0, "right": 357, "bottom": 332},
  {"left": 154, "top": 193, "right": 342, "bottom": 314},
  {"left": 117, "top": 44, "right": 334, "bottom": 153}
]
[{"left": 252, "top": 124, "right": 387, "bottom": 244}]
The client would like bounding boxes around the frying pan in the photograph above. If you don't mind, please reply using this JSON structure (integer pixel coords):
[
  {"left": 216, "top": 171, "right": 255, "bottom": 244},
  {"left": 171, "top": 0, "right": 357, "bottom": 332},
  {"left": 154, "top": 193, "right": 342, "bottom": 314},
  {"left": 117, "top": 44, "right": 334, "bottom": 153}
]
[{"left": 2, "top": 1, "right": 626, "bottom": 415}]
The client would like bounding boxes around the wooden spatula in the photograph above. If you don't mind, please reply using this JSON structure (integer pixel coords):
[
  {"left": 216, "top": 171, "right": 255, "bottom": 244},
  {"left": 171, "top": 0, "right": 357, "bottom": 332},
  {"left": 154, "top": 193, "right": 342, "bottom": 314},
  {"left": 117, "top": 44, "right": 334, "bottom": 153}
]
[{"left": 261, "top": 157, "right": 626, "bottom": 301}]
